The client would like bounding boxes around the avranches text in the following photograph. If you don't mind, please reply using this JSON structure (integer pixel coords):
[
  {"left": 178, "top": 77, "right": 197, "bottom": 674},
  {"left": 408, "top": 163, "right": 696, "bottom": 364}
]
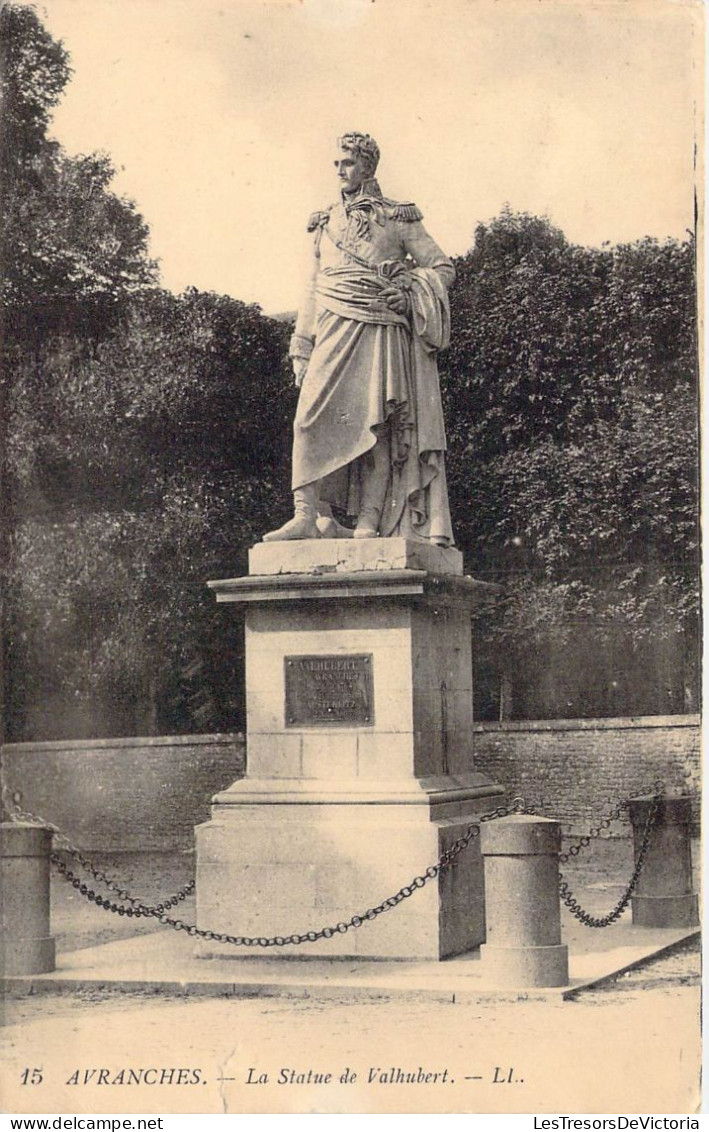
[{"left": 66, "top": 1069, "right": 203, "bottom": 1086}]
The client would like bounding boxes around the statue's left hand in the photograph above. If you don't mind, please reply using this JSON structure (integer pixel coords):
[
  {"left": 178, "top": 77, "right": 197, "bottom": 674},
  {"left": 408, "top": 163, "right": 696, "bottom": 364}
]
[{"left": 379, "top": 285, "right": 410, "bottom": 315}]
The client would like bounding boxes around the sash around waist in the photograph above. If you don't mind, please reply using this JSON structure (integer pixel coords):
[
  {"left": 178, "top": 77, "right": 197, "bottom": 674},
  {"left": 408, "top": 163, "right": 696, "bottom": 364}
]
[{"left": 315, "top": 265, "right": 410, "bottom": 328}]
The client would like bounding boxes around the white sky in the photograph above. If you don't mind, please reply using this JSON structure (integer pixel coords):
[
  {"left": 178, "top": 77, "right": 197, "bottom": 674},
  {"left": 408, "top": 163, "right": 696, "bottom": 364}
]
[{"left": 37, "top": 0, "right": 703, "bottom": 313}]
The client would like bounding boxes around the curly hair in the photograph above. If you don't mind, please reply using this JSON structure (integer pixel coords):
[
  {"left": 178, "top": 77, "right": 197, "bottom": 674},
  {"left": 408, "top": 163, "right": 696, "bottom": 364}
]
[{"left": 337, "top": 132, "right": 380, "bottom": 175}]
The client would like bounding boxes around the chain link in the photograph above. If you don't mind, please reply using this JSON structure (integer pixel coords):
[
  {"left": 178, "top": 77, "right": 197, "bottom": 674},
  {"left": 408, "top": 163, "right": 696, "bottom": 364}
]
[
  {"left": 52, "top": 849, "right": 196, "bottom": 910},
  {"left": 558, "top": 798, "right": 629, "bottom": 863},
  {"left": 557, "top": 788, "right": 662, "bottom": 928},
  {"left": 45, "top": 796, "right": 530, "bottom": 948}
]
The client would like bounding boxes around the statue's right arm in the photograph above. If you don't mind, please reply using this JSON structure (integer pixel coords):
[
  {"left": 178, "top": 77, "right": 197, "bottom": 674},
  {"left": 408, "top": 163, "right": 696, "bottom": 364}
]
[{"left": 288, "top": 227, "right": 320, "bottom": 384}]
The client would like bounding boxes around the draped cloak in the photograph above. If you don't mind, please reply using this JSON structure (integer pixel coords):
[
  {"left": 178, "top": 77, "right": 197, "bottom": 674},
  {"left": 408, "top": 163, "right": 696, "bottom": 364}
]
[{"left": 290, "top": 184, "right": 455, "bottom": 547}]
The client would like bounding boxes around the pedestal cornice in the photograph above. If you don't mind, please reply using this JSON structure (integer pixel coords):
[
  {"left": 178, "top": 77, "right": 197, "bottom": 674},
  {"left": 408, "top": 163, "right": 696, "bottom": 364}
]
[{"left": 208, "top": 569, "right": 500, "bottom": 609}]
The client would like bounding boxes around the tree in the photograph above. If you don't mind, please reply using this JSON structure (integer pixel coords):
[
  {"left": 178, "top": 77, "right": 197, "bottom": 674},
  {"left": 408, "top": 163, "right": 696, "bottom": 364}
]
[
  {"left": 1, "top": 3, "right": 160, "bottom": 738},
  {"left": 1, "top": 2, "right": 699, "bottom": 733},
  {"left": 0, "top": 4, "right": 157, "bottom": 344},
  {"left": 442, "top": 210, "right": 699, "bottom": 717},
  {"left": 0, "top": 2, "right": 70, "bottom": 165},
  {"left": 5, "top": 288, "right": 295, "bottom": 739},
  {"left": 1, "top": 2, "right": 297, "bottom": 735}
]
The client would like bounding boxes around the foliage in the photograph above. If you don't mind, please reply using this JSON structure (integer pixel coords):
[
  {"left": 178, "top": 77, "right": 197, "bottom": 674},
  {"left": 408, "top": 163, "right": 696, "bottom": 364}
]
[
  {"left": 3, "top": 149, "right": 157, "bottom": 319},
  {"left": 7, "top": 288, "right": 294, "bottom": 500},
  {"left": 5, "top": 290, "right": 294, "bottom": 736},
  {"left": 0, "top": 2, "right": 70, "bottom": 165},
  {"left": 1, "top": 4, "right": 294, "bottom": 737}
]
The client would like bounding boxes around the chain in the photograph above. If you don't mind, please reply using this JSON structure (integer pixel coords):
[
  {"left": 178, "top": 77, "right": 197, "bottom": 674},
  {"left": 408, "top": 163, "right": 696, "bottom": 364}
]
[
  {"left": 50, "top": 853, "right": 195, "bottom": 921},
  {"left": 557, "top": 788, "right": 662, "bottom": 928},
  {"left": 47, "top": 797, "right": 529, "bottom": 948},
  {"left": 558, "top": 779, "right": 664, "bottom": 864},
  {"left": 558, "top": 798, "right": 629, "bottom": 863},
  {"left": 2, "top": 783, "right": 194, "bottom": 908},
  {"left": 4, "top": 776, "right": 667, "bottom": 941},
  {"left": 51, "top": 849, "right": 196, "bottom": 909}
]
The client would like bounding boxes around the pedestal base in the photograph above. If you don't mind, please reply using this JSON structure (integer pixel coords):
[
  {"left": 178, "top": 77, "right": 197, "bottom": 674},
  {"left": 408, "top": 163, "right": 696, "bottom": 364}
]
[
  {"left": 631, "top": 893, "right": 699, "bottom": 928},
  {"left": 1, "top": 936, "right": 56, "bottom": 977},
  {"left": 196, "top": 776, "right": 501, "bottom": 960},
  {"left": 479, "top": 942, "right": 569, "bottom": 988},
  {"left": 200, "top": 543, "right": 503, "bottom": 961}
]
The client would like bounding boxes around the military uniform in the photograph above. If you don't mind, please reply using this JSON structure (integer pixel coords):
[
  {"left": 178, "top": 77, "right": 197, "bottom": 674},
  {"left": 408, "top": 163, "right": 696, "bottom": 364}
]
[{"left": 291, "top": 177, "right": 454, "bottom": 356}]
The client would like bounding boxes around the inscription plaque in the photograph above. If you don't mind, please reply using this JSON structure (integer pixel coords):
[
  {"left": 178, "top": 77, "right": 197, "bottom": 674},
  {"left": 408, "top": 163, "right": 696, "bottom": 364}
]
[{"left": 285, "top": 654, "right": 374, "bottom": 726}]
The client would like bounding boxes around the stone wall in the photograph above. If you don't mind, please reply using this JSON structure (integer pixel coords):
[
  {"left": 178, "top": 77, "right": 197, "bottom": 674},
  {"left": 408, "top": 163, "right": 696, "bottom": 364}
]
[
  {"left": 471, "top": 715, "right": 700, "bottom": 836},
  {"left": 1, "top": 734, "right": 245, "bottom": 851},
  {"left": 2, "top": 716, "right": 699, "bottom": 850}
]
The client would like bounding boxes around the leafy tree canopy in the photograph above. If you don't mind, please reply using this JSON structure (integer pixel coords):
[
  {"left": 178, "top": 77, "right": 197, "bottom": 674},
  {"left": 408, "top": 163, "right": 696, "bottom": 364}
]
[
  {"left": 0, "top": 3, "right": 157, "bottom": 335},
  {"left": 442, "top": 209, "right": 698, "bottom": 698},
  {"left": 0, "top": 2, "right": 70, "bottom": 165}
]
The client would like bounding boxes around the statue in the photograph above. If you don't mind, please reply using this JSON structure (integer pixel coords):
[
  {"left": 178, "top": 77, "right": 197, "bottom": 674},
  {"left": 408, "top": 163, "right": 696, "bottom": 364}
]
[{"left": 264, "top": 132, "right": 455, "bottom": 546}]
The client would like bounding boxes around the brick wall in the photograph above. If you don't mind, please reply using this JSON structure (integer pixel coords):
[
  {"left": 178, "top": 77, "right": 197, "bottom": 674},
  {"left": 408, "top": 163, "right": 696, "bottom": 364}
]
[
  {"left": 1, "top": 734, "right": 245, "bottom": 851},
  {"left": 471, "top": 715, "right": 700, "bottom": 836}
]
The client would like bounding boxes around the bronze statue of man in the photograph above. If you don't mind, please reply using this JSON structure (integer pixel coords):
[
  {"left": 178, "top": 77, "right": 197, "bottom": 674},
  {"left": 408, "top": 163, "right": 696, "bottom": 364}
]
[{"left": 264, "top": 131, "right": 455, "bottom": 546}]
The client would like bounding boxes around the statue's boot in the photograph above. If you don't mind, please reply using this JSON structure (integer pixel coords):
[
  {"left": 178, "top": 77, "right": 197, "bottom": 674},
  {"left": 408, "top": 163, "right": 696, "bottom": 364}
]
[
  {"left": 316, "top": 502, "right": 354, "bottom": 539},
  {"left": 354, "top": 512, "right": 382, "bottom": 539},
  {"left": 354, "top": 439, "right": 390, "bottom": 540},
  {"left": 262, "top": 485, "right": 320, "bottom": 542}
]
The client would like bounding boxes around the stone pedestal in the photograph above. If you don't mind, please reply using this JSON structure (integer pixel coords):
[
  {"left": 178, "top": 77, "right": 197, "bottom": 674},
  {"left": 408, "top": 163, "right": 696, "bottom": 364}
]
[
  {"left": 479, "top": 815, "right": 569, "bottom": 987},
  {"left": 195, "top": 538, "right": 503, "bottom": 959},
  {"left": 628, "top": 795, "right": 699, "bottom": 928},
  {"left": 0, "top": 823, "right": 56, "bottom": 976}
]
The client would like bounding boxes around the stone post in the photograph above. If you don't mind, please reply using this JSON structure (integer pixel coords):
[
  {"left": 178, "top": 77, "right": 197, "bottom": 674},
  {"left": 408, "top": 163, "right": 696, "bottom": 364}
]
[
  {"left": 479, "top": 814, "right": 569, "bottom": 987},
  {"left": 627, "top": 795, "right": 698, "bottom": 928},
  {"left": 0, "top": 823, "right": 56, "bottom": 976}
]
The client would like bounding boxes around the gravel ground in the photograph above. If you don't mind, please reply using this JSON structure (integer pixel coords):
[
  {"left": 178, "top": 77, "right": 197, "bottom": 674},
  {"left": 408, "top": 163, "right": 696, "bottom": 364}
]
[{"left": 1, "top": 941, "right": 700, "bottom": 1115}]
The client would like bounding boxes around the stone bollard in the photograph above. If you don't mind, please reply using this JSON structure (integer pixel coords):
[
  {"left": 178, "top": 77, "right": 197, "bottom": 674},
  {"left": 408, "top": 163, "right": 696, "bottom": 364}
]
[
  {"left": 0, "top": 823, "right": 56, "bottom": 976},
  {"left": 479, "top": 815, "right": 569, "bottom": 988},
  {"left": 627, "top": 795, "right": 698, "bottom": 929}
]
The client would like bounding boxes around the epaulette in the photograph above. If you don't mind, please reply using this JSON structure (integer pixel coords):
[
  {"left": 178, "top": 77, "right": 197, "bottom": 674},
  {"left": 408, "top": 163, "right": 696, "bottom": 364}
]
[
  {"left": 387, "top": 201, "right": 423, "bottom": 223},
  {"left": 307, "top": 209, "right": 331, "bottom": 232}
]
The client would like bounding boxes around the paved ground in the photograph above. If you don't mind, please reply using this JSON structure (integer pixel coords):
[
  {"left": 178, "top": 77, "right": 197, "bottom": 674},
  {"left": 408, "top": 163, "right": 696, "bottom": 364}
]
[{"left": 1, "top": 841, "right": 702, "bottom": 1116}]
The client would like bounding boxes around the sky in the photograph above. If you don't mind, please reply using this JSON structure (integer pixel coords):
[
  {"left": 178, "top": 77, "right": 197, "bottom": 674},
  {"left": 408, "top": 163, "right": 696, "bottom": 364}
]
[{"left": 36, "top": 0, "right": 703, "bottom": 313}]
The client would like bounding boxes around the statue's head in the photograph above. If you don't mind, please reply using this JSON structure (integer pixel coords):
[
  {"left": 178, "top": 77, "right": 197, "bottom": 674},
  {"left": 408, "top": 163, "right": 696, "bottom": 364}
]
[{"left": 334, "top": 131, "right": 380, "bottom": 192}]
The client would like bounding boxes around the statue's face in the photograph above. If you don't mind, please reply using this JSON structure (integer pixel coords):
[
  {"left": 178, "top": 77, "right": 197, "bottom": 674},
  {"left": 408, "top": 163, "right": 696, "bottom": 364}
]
[{"left": 333, "top": 148, "right": 369, "bottom": 193}]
